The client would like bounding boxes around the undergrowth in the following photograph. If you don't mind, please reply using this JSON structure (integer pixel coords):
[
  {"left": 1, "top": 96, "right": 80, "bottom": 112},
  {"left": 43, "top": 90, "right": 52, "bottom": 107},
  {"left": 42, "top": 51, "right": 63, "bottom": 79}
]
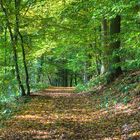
[
  {"left": 76, "top": 70, "right": 140, "bottom": 109},
  {"left": 0, "top": 96, "right": 31, "bottom": 126}
]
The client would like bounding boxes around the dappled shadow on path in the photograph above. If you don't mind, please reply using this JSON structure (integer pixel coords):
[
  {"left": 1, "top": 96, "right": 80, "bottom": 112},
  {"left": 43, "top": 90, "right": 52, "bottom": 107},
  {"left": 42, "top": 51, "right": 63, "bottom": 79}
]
[{"left": 0, "top": 87, "right": 140, "bottom": 140}]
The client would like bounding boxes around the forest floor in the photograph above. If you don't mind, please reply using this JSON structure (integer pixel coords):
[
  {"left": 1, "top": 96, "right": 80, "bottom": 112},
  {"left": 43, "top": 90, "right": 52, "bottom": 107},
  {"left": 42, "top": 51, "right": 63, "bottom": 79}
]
[{"left": 0, "top": 72, "right": 140, "bottom": 140}]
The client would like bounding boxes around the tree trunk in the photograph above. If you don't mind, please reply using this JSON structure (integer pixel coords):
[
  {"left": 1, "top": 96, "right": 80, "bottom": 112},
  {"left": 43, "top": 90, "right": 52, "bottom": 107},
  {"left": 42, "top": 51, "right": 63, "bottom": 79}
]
[
  {"left": 19, "top": 32, "right": 31, "bottom": 95},
  {"left": 83, "top": 62, "right": 88, "bottom": 84},
  {"left": 47, "top": 75, "right": 52, "bottom": 85},
  {"left": 4, "top": 26, "right": 7, "bottom": 75},
  {"left": 108, "top": 15, "right": 122, "bottom": 83},
  {"left": 70, "top": 73, "right": 73, "bottom": 87},
  {"left": 15, "top": 0, "right": 30, "bottom": 95},
  {"left": 102, "top": 18, "right": 108, "bottom": 73},
  {"left": 63, "top": 69, "right": 68, "bottom": 87},
  {"left": 0, "top": 0, "right": 26, "bottom": 96},
  {"left": 74, "top": 74, "right": 77, "bottom": 86}
]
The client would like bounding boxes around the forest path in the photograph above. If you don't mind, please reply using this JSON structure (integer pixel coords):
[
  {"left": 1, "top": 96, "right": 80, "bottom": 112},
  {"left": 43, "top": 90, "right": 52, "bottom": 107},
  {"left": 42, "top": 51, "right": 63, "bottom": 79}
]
[
  {"left": 32, "top": 87, "right": 76, "bottom": 97},
  {"left": 0, "top": 87, "right": 140, "bottom": 140}
]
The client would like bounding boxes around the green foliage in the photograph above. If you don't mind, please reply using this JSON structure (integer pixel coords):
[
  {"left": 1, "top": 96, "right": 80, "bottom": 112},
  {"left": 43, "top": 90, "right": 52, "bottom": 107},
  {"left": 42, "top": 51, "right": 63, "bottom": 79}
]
[
  {"left": 75, "top": 84, "right": 87, "bottom": 93},
  {"left": 31, "top": 82, "right": 49, "bottom": 92},
  {"left": 75, "top": 74, "right": 107, "bottom": 92},
  {"left": 0, "top": 0, "right": 140, "bottom": 97},
  {"left": 0, "top": 96, "right": 31, "bottom": 122}
]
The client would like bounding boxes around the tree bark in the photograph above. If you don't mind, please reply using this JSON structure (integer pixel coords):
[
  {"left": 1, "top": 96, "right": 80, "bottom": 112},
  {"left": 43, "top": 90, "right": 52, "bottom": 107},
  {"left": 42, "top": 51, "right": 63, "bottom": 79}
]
[
  {"left": 15, "top": 0, "right": 30, "bottom": 95},
  {"left": 18, "top": 32, "right": 30, "bottom": 95},
  {"left": 108, "top": 15, "right": 122, "bottom": 83}
]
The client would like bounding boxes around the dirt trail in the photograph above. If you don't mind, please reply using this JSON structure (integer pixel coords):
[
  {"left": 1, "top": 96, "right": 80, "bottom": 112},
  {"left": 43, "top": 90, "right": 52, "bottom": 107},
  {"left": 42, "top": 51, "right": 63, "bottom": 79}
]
[
  {"left": 32, "top": 87, "right": 76, "bottom": 97},
  {"left": 0, "top": 87, "right": 140, "bottom": 140}
]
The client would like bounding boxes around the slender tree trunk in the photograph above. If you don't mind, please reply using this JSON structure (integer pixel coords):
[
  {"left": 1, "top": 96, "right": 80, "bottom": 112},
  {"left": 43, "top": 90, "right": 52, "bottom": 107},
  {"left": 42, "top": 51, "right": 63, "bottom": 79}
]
[
  {"left": 4, "top": 27, "right": 7, "bottom": 75},
  {"left": 65, "top": 69, "right": 68, "bottom": 87},
  {"left": 83, "top": 62, "right": 88, "bottom": 84},
  {"left": 18, "top": 32, "right": 30, "bottom": 95},
  {"left": 15, "top": 0, "right": 30, "bottom": 95},
  {"left": 102, "top": 18, "right": 108, "bottom": 73},
  {"left": 74, "top": 74, "right": 77, "bottom": 86},
  {"left": 47, "top": 75, "right": 52, "bottom": 85},
  {"left": 70, "top": 73, "right": 73, "bottom": 87},
  {"left": 95, "top": 56, "right": 102, "bottom": 75},
  {"left": 62, "top": 69, "right": 68, "bottom": 87},
  {"left": 92, "top": 28, "right": 102, "bottom": 75},
  {"left": 0, "top": 0, "right": 26, "bottom": 96}
]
